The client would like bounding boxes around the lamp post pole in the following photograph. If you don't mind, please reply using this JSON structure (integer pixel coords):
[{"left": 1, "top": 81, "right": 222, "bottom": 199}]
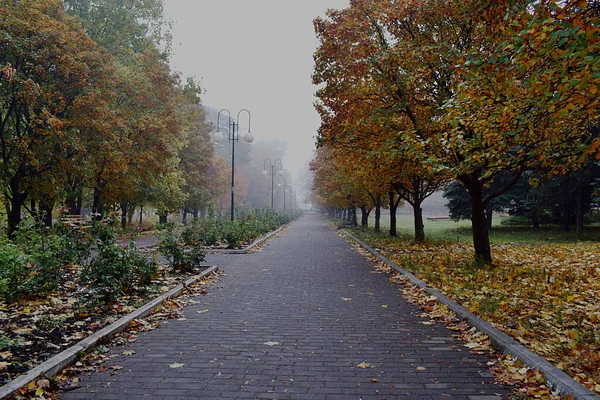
[
  {"left": 279, "top": 178, "right": 290, "bottom": 212},
  {"left": 214, "top": 109, "right": 254, "bottom": 221},
  {"left": 263, "top": 158, "right": 282, "bottom": 209}
]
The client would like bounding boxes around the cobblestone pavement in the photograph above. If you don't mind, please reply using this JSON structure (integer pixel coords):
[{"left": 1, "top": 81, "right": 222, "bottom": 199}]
[{"left": 63, "top": 212, "right": 511, "bottom": 400}]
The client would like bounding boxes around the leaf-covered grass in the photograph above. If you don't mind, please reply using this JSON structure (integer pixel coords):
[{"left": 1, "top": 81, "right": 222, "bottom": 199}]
[
  {"left": 367, "top": 214, "right": 600, "bottom": 244},
  {"left": 350, "top": 227, "right": 600, "bottom": 395}
]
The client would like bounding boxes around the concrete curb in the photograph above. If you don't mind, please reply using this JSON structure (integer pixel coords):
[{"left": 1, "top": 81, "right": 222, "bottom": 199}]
[
  {"left": 340, "top": 229, "right": 598, "bottom": 400},
  {"left": 0, "top": 266, "right": 219, "bottom": 399},
  {"left": 205, "top": 226, "right": 285, "bottom": 254}
]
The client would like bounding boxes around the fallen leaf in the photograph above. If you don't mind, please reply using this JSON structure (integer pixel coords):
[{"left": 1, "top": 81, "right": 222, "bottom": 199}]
[
  {"left": 122, "top": 350, "right": 135, "bottom": 356},
  {"left": 263, "top": 341, "right": 280, "bottom": 347},
  {"left": 356, "top": 362, "right": 371, "bottom": 369},
  {"left": 196, "top": 309, "right": 209, "bottom": 314},
  {"left": 370, "top": 378, "right": 379, "bottom": 383},
  {"left": 341, "top": 298, "right": 352, "bottom": 301},
  {"left": 416, "top": 366, "right": 427, "bottom": 371},
  {"left": 169, "top": 362, "right": 184, "bottom": 369}
]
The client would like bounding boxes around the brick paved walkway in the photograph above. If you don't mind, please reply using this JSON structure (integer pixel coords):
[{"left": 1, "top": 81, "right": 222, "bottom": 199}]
[{"left": 63, "top": 213, "right": 511, "bottom": 400}]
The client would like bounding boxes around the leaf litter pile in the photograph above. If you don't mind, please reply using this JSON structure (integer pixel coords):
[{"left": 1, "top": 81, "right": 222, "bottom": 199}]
[
  {"left": 349, "top": 233, "right": 600, "bottom": 398},
  {"left": 0, "top": 264, "right": 220, "bottom": 398}
]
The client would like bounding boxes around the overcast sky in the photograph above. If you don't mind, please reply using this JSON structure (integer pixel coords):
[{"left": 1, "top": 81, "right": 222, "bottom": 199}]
[{"left": 163, "top": 0, "right": 349, "bottom": 180}]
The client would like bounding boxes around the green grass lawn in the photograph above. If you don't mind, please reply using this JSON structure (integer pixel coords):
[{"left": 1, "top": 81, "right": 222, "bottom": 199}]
[{"left": 365, "top": 213, "right": 600, "bottom": 244}]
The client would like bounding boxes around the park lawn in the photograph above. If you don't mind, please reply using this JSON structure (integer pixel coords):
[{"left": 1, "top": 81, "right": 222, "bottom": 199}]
[
  {"left": 369, "top": 213, "right": 600, "bottom": 244},
  {"left": 351, "top": 227, "right": 600, "bottom": 395}
]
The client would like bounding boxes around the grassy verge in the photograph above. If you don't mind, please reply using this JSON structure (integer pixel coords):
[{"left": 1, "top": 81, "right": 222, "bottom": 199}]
[{"left": 348, "top": 225, "right": 600, "bottom": 396}]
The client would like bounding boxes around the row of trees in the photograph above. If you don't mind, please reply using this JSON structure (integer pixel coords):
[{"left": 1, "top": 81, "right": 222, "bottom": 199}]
[
  {"left": 0, "top": 0, "right": 293, "bottom": 237},
  {"left": 310, "top": 0, "right": 599, "bottom": 263}
]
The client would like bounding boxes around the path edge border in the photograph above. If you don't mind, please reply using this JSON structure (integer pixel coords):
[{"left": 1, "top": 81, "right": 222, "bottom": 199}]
[
  {"left": 204, "top": 225, "right": 286, "bottom": 254},
  {"left": 0, "top": 266, "right": 219, "bottom": 399},
  {"left": 340, "top": 229, "right": 598, "bottom": 400}
]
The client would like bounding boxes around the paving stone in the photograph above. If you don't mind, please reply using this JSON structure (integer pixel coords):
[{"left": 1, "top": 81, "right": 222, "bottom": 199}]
[{"left": 62, "top": 213, "right": 512, "bottom": 399}]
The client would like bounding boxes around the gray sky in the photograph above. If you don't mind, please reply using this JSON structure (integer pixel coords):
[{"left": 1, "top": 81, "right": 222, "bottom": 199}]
[{"left": 163, "top": 0, "right": 349, "bottom": 180}]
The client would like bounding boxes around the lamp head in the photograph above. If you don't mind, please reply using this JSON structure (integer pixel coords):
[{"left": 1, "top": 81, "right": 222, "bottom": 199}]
[
  {"left": 212, "top": 131, "right": 224, "bottom": 143},
  {"left": 244, "top": 130, "right": 254, "bottom": 143},
  {"left": 262, "top": 170, "right": 268, "bottom": 175}
]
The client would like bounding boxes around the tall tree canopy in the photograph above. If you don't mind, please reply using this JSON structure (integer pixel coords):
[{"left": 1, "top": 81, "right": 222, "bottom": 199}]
[
  {"left": 312, "top": 0, "right": 599, "bottom": 263},
  {"left": 0, "top": 0, "right": 116, "bottom": 235}
]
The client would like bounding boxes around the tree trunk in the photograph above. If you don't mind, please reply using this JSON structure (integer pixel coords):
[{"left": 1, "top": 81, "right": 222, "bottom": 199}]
[
  {"left": 374, "top": 195, "right": 382, "bottom": 233},
  {"left": 359, "top": 205, "right": 370, "bottom": 228},
  {"left": 388, "top": 191, "right": 398, "bottom": 237},
  {"left": 413, "top": 201, "right": 425, "bottom": 242},
  {"left": 139, "top": 206, "right": 144, "bottom": 227},
  {"left": 7, "top": 190, "right": 27, "bottom": 238},
  {"left": 120, "top": 201, "right": 128, "bottom": 229},
  {"left": 349, "top": 207, "right": 358, "bottom": 227},
  {"left": 159, "top": 213, "right": 168, "bottom": 225},
  {"left": 182, "top": 206, "right": 188, "bottom": 225},
  {"left": 40, "top": 203, "right": 53, "bottom": 228},
  {"left": 531, "top": 211, "right": 540, "bottom": 230},
  {"left": 576, "top": 184, "right": 584, "bottom": 237},
  {"left": 92, "top": 188, "right": 103, "bottom": 220},
  {"left": 562, "top": 207, "right": 570, "bottom": 231},
  {"left": 65, "top": 194, "right": 82, "bottom": 215},
  {"left": 30, "top": 200, "right": 38, "bottom": 220},
  {"left": 486, "top": 204, "right": 494, "bottom": 230},
  {"left": 469, "top": 185, "right": 492, "bottom": 264}
]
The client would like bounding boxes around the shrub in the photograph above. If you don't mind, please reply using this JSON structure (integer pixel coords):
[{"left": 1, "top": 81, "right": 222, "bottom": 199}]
[
  {"left": 0, "top": 219, "right": 84, "bottom": 302},
  {"left": 81, "top": 226, "right": 158, "bottom": 306},
  {"left": 157, "top": 223, "right": 205, "bottom": 273},
  {"left": 0, "top": 238, "right": 32, "bottom": 302}
]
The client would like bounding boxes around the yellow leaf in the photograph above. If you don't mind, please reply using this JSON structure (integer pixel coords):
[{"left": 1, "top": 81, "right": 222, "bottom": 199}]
[
  {"left": 589, "top": 84, "right": 598, "bottom": 95},
  {"left": 169, "top": 362, "right": 184, "bottom": 369},
  {"left": 356, "top": 362, "right": 371, "bottom": 369},
  {"left": 416, "top": 366, "right": 427, "bottom": 371},
  {"left": 568, "top": 330, "right": 578, "bottom": 340}
]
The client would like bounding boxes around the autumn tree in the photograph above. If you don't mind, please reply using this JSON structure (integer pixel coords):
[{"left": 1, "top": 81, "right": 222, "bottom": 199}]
[
  {"left": 314, "top": 0, "right": 599, "bottom": 263},
  {"left": 313, "top": 0, "right": 449, "bottom": 242},
  {"left": 178, "top": 78, "right": 214, "bottom": 223},
  {"left": 0, "top": 0, "right": 115, "bottom": 236},
  {"left": 65, "top": 0, "right": 192, "bottom": 223},
  {"left": 436, "top": 0, "right": 600, "bottom": 262}
]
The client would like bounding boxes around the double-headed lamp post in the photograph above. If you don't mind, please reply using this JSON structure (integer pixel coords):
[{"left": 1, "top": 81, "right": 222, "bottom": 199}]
[
  {"left": 262, "top": 158, "right": 282, "bottom": 209},
  {"left": 213, "top": 109, "right": 254, "bottom": 221},
  {"left": 277, "top": 178, "right": 291, "bottom": 212}
]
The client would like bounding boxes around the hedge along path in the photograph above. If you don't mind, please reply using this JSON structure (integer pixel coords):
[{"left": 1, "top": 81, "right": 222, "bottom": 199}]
[
  {"left": 340, "top": 229, "right": 598, "bottom": 400},
  {"left": 0, "top": 266, "right": 218, "bottom": 399}
]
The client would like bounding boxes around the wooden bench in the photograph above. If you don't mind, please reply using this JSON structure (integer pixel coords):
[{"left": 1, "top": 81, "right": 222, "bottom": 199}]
[
  {"left": 426, "top": 216, "right": 452, "bottom": 221},
  {"left": 61, "top": 215, "right": 92, "bottom": 229}
]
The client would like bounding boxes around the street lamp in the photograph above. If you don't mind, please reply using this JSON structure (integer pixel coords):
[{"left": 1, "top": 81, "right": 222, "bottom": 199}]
[
  {"left": 277, "top": 178, "right": 292, "bottom": 212},
  {"left": 213, "top": 109, "right": 254, "bottom": 221},
  {"left": 262, "top": 158, "right": 282, "bottom": 208}
]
